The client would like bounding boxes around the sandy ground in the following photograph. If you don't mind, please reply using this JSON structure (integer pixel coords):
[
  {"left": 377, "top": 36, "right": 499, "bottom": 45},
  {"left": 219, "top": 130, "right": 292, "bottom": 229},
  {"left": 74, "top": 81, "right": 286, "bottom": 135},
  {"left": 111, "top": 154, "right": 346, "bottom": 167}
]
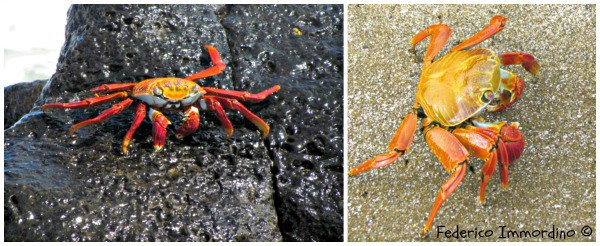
[{"left": 347, "top": 5, "right": 595, "bottom": 242}]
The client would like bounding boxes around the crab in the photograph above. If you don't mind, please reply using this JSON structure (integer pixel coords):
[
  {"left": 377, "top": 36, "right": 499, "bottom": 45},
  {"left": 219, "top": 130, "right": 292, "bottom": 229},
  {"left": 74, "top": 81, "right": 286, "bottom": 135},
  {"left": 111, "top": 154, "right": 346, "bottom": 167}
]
[
  {"left": 349, "top": 16, "right": 540, "bottom": 237},
  {"left": 41, "top": 45, "right": 280, "bottom": 155}
]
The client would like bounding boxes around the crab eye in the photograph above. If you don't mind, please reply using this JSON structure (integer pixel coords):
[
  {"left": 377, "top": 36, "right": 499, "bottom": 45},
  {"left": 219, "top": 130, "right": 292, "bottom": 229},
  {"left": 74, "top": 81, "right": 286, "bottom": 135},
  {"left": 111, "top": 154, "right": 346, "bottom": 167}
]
[
  {"left": 192, "top": 85, "right": 199, "bottom": 93},
  {"left": 154, "top": 87, "right": 163, "bottom": 96},
  {"left": 480, "top": 90, "right": 494, "bottom": 103}
]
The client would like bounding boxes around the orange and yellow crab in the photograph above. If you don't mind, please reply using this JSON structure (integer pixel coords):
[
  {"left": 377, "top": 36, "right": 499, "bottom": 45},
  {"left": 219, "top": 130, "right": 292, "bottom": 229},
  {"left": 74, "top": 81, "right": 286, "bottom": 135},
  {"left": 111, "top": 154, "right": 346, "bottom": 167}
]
[
  {"left": 42, "top": 45, "right": 280, "bottom": 154},
  {"left": 349, "top": 16, "right": 539, "bottom": 237}
]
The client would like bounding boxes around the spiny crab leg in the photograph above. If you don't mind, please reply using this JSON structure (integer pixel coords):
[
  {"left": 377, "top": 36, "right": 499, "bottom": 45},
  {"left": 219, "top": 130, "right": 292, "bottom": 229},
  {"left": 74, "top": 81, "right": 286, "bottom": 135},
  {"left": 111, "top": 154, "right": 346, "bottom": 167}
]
[
  {"left": 410, "top": 24, "right": 452, "bottom": 70},
  {"left": 148, "top": 108, "right": 171, "bottom": 151},
  {"left": 90, "top": 83, "right": 137, "bottom": 93},
  {"left": 348, "top": 106, "right": 419, "bottom": 176},
  {"left": 40, "top": 91, "right": 128, "bottom": 110},
  {"left": 175, "top": 106, "right": 200, "bottom": 139},
  {"left": 203, "top": 85, "right": 281, "bottom": 103},
  {"left": 185, "top": 45, "right": 227, "bottom": 81},
  {"left": 67, "top": 99, "right": 133, "bottom": 136},
  {"left": 451, "top": 15, "right": 507, "bottom": 52},
  {"left": 122, "top": 103, "right": 147, "bottom": 155},
  {"left": 500, "top": 52, "right": 540, "bottom": 75}
]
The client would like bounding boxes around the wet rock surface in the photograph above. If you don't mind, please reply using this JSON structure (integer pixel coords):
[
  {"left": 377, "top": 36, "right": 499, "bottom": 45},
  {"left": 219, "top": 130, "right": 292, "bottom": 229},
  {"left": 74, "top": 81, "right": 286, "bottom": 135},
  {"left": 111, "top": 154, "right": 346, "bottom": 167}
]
[
  {"left": 222, "top": 5, "right": 344, "bottom": 241},
  {"left": 5, "top": 4, "right": 343, "bottom": 242},
  {"left": 4, "top": 80, "right": 47, "bottom": 129}
]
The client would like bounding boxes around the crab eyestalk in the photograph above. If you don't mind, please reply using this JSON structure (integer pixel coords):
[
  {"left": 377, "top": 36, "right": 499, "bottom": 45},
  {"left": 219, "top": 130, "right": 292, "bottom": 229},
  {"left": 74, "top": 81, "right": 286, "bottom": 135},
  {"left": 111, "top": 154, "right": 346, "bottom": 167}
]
[{"left": 488, "top": 76, "right": 524, "bottom": 112}]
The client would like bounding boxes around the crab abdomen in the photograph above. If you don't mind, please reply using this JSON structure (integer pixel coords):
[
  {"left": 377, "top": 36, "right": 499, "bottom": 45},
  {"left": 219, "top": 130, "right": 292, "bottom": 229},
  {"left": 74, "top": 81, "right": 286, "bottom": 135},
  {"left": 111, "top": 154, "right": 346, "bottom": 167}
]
[
  {"left": 132, "top": 78, "right": 205, "bottom": 109},
  {"left": 416, "top": 48, "right": 501, "bottom": 126}
]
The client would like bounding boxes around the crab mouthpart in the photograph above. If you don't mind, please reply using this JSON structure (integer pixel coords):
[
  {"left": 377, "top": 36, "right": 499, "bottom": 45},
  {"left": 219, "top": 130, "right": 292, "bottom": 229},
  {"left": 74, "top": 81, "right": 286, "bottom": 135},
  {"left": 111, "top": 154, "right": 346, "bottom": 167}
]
[{"left": 164, "top": 101, "right": 182, "bottom": 109}]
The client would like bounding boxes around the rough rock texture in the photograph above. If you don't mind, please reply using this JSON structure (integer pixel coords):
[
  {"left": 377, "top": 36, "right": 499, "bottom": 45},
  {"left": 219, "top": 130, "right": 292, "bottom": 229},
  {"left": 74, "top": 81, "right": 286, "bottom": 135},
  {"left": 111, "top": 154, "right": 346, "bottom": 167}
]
[
  {"left": 221, "top": 5, "right": 344, "bottom": 241},
  {"left": 5, "top": 4, "right": 343, "bottom": 242},
  {"left": 348, "top": 5, "right": 595, "bottom": 242},
  {"left": 4, "top": 80, "right": 47, "bottom": 129}
]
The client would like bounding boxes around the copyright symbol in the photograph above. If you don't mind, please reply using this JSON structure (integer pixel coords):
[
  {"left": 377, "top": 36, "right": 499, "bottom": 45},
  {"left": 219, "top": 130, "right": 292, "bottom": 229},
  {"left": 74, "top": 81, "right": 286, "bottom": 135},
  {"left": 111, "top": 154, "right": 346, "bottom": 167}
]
[{"left": 581, "top": 225, "right": 593, "bottom": 237}]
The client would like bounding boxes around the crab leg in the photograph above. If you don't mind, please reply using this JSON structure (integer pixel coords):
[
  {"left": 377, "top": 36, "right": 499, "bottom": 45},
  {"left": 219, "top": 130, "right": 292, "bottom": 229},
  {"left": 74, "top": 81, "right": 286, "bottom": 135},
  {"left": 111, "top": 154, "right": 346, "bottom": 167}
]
[
  {"left": 41, "top": 92, "right": 128, "bottom": 110},
  {"left": 90, "top": 83, "right": 137, "bottom": 93},
  {"left": 451, "top": 127, "right": 499, "bottom": 204},
  {"left": 472, "top": 121, "right": 525, "bottom": 189},
  {"left": 67, "top": 98, "right": 133, "bottom": 136},
  {"left": 185, "top": 45, "right": 227, "bottom": 81},
  {"left": 451, "top": 15, "right": 507, "bottom": 52},
  {"left": 175, "top": 106, "right": 200, "bottom": 139},
  {"left": 497, "top": 139, "right": 510, "bottom": 188},
  {"left": 422, "top": 163, "right": 467, "bottom": 238},
  {"left": 148, "top": 108, "right": 171, "bottom": 151},
  {"left": 411, "top": 24, "right": 452, "bottom": 70},
  {"left": 122, "top": 103, "right": 147, "bottom": 155},
  {"left": 203, "top": 85, "right": 281, "bottom": 103},
  {"left": 212, "top": 97, "right": 271, "bottom": 139},
  {"left": 199, "top": 98, "right": 234, "bottom": 139},
  {"left": 349, "top": 106, "right": 419, "bottom": 176},
  {"left": 500, "top": 52, "right": 540, "bottom": 75},
  {"left": 421, "top": 123, "right": 470, "bottom": 237}
]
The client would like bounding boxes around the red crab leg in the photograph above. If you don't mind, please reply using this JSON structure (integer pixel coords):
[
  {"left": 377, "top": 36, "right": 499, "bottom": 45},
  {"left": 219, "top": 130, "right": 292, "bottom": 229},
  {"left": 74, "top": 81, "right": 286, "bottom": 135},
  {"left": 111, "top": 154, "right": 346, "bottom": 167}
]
[
  {"left": 479, "top": 150, "right": 498, "bottom": 204},
  {"left": 472, "top": 120, "right": 525, "bottom": 189},
  {"left": 451, "top": 15, "right": 507, "bottom": 52},
  {"left": 175, "top": 106, "right": 200, "bottom": 139},
  {"left": 90, "top": 83, "right": 137, "bottom": 93},
  {"left": 421, "top": 124, "right": 470, "bottom": 237},
  {"left": 500, "top": 52, "right": 540, "bottom": 75},
  {"left": 349, "top": 106, "right": 419, "bottom": 176},
  {"left": 203, "top": 85, "right": 281, "bottom": 103},
  {"left": 122, "top": 103, "right": 147, "bottom": 155},
  {"left": 41, "top": 92, "right": 128, "bottom": 110},
  {"left": 497, "top": 139, "right": 510, "bottom": 188},
  {"left": 422, "top": 163, "right": 467, "bottom": 238},
  {"left": 219, "top": 97, "right": 270, "bottom": 139},
  {"left": 411, "top": 24, "right": 452, "bottom": 70},
  {"left": 206, "top": 99, "right": 234, "bottom": 139},
  {"left": 185, "top": 45, "right": 227, "bottom": 81},
  {"left": 67, "top": 99, "right": 133, "bottom": 136},
  {"left": 452, "top": 127, "right": 499, "bottom": 204},
  {"left": 148, "top": 108, "right": 171, "bottom": 151}
]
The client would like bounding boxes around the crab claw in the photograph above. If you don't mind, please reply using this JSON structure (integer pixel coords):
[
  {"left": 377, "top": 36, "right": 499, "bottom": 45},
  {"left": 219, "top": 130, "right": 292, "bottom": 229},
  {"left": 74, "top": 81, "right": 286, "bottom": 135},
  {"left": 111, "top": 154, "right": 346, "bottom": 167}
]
[
  {"left": 501, "top": 52, "right": 540, "bottom": 76},
  {"left": 175, "top": 106, "right": 200, "bottom": 139},
  {"left": 499, "top": 122, "right": 525, "bottom": 165},
  {"left": 149, "top": 108, "right": 171, "bottom": 151}
]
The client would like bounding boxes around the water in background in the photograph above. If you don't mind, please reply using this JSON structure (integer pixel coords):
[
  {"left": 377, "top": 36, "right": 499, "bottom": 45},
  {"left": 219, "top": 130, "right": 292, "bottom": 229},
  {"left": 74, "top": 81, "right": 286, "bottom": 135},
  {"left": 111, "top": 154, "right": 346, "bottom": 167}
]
[{"left": 2, "top": 3, "right": 71, "bottom": 86}]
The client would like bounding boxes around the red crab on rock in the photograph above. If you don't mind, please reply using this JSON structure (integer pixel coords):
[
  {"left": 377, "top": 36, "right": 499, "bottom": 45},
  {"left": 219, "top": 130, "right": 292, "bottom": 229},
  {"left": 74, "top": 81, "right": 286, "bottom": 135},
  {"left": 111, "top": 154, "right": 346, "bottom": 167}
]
[{"left": 42, "top": 45, "right": 280, "bottom": 154}]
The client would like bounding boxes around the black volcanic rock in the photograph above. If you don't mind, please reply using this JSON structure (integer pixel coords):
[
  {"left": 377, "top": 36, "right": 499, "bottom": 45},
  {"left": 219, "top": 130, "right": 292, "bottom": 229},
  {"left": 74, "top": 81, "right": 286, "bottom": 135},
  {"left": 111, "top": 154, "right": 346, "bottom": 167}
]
[
  {"left": 4, "top": 80, "right": 47, "bottom": 129},
  {"left": 221, "top": 5, "right": 344, "bottom": 241},
  {"left": 4, "top": 4, "right": 342, "bottom": 242}
]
